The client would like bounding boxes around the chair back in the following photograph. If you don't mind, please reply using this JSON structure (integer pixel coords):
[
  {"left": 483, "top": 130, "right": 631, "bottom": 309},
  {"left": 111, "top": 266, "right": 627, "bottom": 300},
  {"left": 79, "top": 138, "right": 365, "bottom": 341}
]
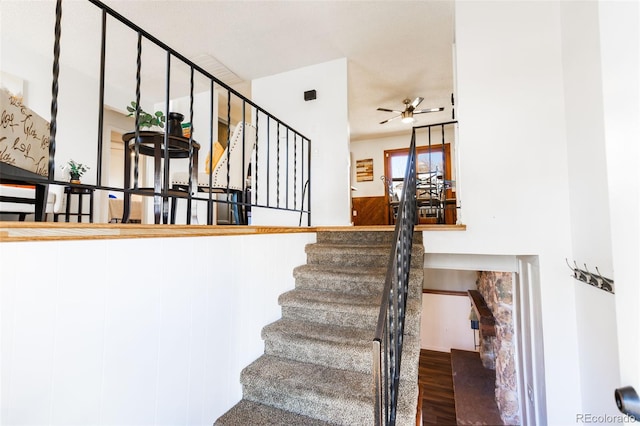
[{"left": 211, "top": 122, "right": 256, "bottom": 191}]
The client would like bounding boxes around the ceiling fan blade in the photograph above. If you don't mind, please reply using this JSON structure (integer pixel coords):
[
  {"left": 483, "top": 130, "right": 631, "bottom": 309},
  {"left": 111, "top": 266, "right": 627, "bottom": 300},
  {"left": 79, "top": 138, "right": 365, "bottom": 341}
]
[
  {"left": 411, "top": 97, "right": 424, "bottom": 109},
  {"left": 380, "top": 115, "right": 402, "bottom": 124},
  {"left": 377, "top": 107, "right": 402, "bottom": 113},
  {"left": 413, "top": 107, "right": 445, "bottom": 114}
]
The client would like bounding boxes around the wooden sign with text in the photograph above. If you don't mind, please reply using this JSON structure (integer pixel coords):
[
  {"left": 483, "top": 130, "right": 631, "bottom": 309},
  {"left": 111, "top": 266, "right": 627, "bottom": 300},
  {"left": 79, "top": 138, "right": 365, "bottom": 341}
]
[{"left": 0, "top": 88, "right": 50, "bottom": 176}]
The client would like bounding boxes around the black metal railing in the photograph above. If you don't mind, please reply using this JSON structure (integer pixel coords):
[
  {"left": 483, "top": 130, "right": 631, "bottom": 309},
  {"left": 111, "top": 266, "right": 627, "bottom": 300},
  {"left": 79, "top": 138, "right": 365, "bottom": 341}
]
[
  {"left": 39, "top": 0, "right": 311, "bottom": 226},
  {"left": 372, "top": 129, "right": 419, "bottom": 425},
  {"left": 411, "top": 121, "right": 458, "bottom": 224}
]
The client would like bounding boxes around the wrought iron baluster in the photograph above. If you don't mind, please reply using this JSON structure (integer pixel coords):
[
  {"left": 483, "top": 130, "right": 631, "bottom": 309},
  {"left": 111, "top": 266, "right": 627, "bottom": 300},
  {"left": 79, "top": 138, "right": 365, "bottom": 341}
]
[
  {"left": 255, "top": 113, "right": 259, "bottom": 206},
  {"left": 49, "top": 0, "right": 62, "bottom": 181},
  {"left": 293, "top": 133, "right": 297, "bottom": 210},
  {"left": 133, "top": 32, "right": 142, "bottom": 191},
  {"left": 276, "top": 122, "right": 280, "bottom": 207}
]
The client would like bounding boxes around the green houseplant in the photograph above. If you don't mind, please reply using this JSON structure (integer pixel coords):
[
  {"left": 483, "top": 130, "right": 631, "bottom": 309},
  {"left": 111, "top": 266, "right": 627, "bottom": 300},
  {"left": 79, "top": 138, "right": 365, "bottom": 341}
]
[
  {"left": 126, "top": 101, "right": 165, "bottom": 129},
  {"left": 62, "top": 160, "right": 89, "bottom": 183}
]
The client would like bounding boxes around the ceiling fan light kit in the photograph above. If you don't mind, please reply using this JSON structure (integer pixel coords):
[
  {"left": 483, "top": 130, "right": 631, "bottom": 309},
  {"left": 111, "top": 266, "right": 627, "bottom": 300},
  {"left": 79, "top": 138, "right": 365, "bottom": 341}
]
[{"left": 378, "top": 96, "right": 444, "bottom": 125}]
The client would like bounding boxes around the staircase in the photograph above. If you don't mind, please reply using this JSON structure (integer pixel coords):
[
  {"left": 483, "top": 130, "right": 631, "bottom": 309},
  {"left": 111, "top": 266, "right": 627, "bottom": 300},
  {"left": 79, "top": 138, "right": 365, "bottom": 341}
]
[{"left": 215, "top": 230, "right": 424, "bottom": 425}]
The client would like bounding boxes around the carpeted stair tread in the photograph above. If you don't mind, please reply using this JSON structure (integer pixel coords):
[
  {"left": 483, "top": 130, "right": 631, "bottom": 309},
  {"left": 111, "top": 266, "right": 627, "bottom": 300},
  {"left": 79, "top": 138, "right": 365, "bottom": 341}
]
[
  {"left": 279, "top": 288, "right": 380, "bottom": 310},
  {"left": 293, "top": 263, "right": 423, "bottom": 298},
  {"left": 262, "top": 317, "right": 421, "bottom": 377},
  {"left": 263, "top": 318, "right": 373, "bottom": 345},
  {"left": 241, "top": 354, "right": 418, "bottom": 425},
  {"left": 262, "top": 318, "right": 373, "bottom": 373},
  {"left": 279, "top": 289, "right": 422, "bottom": 335},
  {"left": 306, "top": 243, "right": 423, "bottom": 268},
  {"left": 241, "top": 355, "right": 372, "bottom": 424},
  {"left": 214, "top": 399, "right": 337, "bottom": 426}
]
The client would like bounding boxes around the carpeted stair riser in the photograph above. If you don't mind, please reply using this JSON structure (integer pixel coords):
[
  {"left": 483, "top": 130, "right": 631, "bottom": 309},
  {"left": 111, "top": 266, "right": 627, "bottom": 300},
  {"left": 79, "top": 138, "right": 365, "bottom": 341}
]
[
  {"left": 293, "top": 264, "right": 423, "bottom": 299},
  {"left": 306, "top": 243, "right": 424, "bottom": 269},
  {"left": 262, "top": 318, "right": 421, "bottom": 378},
  {"left": 316, "top": 230, "right": 423, "bottom": 246},
  {"left": 279, "top": 290, "right": 422, "bottom": 336}
]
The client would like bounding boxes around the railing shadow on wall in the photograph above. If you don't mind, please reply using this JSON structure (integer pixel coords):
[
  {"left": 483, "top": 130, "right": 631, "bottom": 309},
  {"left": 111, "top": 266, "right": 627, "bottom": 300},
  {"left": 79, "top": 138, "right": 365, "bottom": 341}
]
[{"left": 6, "top": 0, "right": 311, "bottom": 226}]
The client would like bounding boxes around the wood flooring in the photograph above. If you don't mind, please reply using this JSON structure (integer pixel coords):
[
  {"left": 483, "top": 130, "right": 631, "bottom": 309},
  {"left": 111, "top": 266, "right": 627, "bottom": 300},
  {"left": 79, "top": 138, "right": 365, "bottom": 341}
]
[{"left": 419, "top": 349, "right": 457, "bottom": 426}]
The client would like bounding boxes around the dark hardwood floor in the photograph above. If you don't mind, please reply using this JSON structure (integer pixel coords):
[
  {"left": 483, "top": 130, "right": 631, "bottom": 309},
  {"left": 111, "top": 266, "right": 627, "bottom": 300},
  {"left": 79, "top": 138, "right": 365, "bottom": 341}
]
[{"left": 419, "top": 349, "right": 457, "bottom": 426}]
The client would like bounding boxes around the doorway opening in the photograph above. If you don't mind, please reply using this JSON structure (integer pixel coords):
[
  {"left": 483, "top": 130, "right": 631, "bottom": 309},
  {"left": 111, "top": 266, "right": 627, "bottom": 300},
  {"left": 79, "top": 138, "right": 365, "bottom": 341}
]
[
  {"left": 383, "top": 143, "right": 456, "bottom": 225},
  {"left": 420, "top": 254, "right": 547, "bottom": 425}
]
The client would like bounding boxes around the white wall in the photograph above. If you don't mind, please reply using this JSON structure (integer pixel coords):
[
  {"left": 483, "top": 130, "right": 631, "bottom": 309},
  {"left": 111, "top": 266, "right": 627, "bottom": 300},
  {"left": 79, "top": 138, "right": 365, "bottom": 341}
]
[
  {"left": 598, "top": 0, "right": 640, "bottom": 397},
  {"left": 420, "top": 293, "right": 476, "bottom": 352},
  {"left": 350, "top": 133, "right": 414, "bottom": 198},
  {"left": 252, "top": 58, "right": 351, "bottom": 226},
  {"left": 427, "top": 2, "right": 582, "bottom": 423},
  {"left": 0, "top": 232, "right": 315, "bottom": 425},
  {"left": 560, "top": 1, "right": 621, "bottom": 419}
]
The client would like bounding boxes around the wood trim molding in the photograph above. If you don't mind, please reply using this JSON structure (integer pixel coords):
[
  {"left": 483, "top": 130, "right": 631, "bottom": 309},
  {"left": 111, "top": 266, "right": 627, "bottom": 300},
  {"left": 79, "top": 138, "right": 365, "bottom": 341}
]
[
  {"left": 0, "top": 223, "right": 467, "bottom": 243},
  {"left": 422, "top": 289, "right": 469, "bottom": 296}
]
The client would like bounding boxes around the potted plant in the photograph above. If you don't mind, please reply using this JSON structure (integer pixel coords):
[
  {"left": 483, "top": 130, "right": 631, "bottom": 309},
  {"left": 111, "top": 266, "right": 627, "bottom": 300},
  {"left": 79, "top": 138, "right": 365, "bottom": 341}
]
[
  {"left": 62, "top": 160, "right": 89, "bottom": 184},
  {"left": 126, "top": 101, "right": 166, "bottom": 130}
]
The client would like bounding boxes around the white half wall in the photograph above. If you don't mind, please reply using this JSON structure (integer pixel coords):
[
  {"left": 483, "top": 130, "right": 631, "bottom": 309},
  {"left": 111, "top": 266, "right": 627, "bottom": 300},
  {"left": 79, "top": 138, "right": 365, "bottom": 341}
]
[
  {"left": 251, "top": 58, "right": 351, "bottom": 226},
  {"left": 0, "top": 232, "right": 315, "bottom": 425}
]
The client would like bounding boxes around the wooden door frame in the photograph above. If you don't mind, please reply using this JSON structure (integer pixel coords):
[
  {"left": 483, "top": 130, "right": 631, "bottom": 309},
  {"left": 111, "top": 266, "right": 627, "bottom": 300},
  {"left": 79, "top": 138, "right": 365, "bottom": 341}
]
[{"left": 383, "top": 143, "right": 454, "bottom": 224}]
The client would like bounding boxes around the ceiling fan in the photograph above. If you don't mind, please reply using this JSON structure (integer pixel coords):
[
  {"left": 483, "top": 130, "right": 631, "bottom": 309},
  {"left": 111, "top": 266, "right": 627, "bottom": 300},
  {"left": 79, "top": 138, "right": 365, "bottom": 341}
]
[{"left": 377, "top": 97, "right": 444, "bottom": 124}]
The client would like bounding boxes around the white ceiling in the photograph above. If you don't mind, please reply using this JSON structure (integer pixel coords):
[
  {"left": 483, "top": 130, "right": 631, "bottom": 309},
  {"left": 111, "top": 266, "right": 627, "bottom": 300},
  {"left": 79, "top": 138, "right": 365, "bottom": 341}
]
[{"left": 4, "top": 0, "right": 455, "bottom": 141}]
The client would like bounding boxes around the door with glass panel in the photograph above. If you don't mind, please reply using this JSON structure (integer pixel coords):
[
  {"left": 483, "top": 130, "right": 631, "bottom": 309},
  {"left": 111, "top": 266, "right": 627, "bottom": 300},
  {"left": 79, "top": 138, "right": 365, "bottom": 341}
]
[{"left": 384, "top": 144, "right": 455, "bottom": 224}]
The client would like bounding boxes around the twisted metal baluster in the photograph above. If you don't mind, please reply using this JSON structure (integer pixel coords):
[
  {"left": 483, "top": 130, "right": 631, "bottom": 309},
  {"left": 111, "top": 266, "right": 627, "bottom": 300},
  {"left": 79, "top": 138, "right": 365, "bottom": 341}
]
[
  {"left": 276, "top": 122, "right": 280, "bottom": 207},
  {"left": 49, "top": 0, "right": 62, "bottom": 180},
  {"left": 293, "top": 133, "right": 297, "bottom": 210},
  {"left": 133, "top": 32, "right": 142, "bottom": 190},
  {"left": 254, "top": 112, "right": 259, "bottom": 205}
]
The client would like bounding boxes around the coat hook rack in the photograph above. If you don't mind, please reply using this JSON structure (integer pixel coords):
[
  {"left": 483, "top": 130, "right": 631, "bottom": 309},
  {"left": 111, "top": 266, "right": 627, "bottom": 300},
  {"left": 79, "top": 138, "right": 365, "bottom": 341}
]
[{"left": 566, "top": 259, "right": 614, "bottom": 294}]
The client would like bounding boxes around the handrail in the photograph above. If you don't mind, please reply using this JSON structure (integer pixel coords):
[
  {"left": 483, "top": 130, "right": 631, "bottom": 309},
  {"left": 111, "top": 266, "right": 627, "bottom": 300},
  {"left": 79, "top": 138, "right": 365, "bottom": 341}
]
[
  {"left": 41, "top": 0, "right": 311, "bottom": 226},
  {"left": 85, "top": 0, "right": 308, "bottom": 140},
  {"left": 373, "top": 128, "right": 419, "bottom": 425}
]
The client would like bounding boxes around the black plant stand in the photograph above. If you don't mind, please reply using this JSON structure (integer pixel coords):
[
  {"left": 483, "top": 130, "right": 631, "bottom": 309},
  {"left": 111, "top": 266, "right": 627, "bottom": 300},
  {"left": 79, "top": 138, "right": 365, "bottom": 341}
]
[{"left": 122, "top": 131, "right": 199, "bottom": 224}]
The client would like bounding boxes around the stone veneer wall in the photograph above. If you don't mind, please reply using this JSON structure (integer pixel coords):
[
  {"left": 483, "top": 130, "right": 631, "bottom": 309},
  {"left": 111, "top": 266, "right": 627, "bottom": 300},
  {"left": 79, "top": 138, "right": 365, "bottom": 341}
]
[{"left": 476, "top": 271, "right": 520, "bottom": 426}]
